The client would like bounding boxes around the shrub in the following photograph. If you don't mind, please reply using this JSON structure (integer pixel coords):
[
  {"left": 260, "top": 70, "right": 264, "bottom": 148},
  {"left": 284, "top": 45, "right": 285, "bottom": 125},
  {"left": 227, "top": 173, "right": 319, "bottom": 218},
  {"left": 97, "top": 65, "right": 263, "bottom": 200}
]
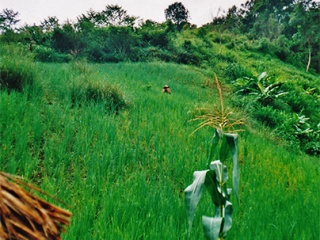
[
  {"left": 33, "top": 45, "right": 72, "bottom": 63},
  {"left": 224, "top": 63, "right": 252, "bottom": 82},
  {"left": 0, "top": 45, "right": 36, "bottom": 92},
  {"left": 176, "top": 50, "right": 201, "bottom": 65},
  {"left": 207, "top": 32, "right": 233, "bottom": 44},
  {"left": 303, "top": 141, "right": 320, "bottom": 156},
  {"left": 293, "top": 114, "right": 320, "bottom": 156},
  {"left": 71, "top": 80, "right": 128, "bottom": 113},
  {"left": 83, "top": 45, "right": 108, "bottom": 63},
  {"left": 139, "top": 47, "right": 173, "bottom": 62},
  {"left": 258, "top": 37, "right": 273, "bottom": 54},
  {"left": 252, "top": 105, "right": 284, "bottom": 128},
  {"left": 281, "top": 82, "right": 319, "bottom": 117},
  {"left": 274, "top": 35, "right": 291, "bottom": 61},
  {"left": 172, "top": 40, "right": 203, "bottom": 66},
  {"left": 68, "top": 61, "right": 128, "bottom": 113}
]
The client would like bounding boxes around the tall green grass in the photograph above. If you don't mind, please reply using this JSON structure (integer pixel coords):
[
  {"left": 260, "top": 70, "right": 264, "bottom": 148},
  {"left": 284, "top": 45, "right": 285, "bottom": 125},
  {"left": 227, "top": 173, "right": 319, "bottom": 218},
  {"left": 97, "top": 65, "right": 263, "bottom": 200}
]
[
  {"left": 0, "top": 45, "right": 38, "bottom": 92},
  {"left": 0, "top": 60, "right": 319, "bottom": 239}
]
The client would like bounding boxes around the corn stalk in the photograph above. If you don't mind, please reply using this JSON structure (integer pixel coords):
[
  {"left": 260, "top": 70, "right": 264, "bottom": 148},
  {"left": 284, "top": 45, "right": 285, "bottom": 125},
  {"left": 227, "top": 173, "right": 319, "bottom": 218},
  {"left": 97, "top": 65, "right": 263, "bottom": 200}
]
[{"left": 185, "top": 76, "right": 243, "bottom": 239}]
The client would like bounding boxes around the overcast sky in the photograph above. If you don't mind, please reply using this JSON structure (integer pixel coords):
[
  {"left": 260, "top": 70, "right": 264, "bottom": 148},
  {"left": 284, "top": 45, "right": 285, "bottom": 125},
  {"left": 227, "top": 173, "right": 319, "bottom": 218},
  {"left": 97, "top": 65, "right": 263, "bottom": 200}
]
[{"left": 1, "top": 0, "right": 247, "bottom": 27}]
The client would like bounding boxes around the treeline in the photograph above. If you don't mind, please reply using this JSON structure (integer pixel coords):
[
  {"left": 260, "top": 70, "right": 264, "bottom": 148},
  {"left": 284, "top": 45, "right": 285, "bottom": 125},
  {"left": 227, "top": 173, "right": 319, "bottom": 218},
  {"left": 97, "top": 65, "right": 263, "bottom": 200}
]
[
  {"left": 0, "top": 1, "right": 319, "bottom": 73},
  {"left": 211, "top": 0, "right": 320, "bottom": 73}
]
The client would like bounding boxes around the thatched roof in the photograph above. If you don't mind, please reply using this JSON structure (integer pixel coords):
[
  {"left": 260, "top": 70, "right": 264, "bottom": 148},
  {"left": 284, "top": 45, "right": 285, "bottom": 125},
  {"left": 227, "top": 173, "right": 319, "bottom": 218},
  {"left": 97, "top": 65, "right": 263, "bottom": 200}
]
[{"left": 0, "top": 172, "right": 72, "bottom": 240}]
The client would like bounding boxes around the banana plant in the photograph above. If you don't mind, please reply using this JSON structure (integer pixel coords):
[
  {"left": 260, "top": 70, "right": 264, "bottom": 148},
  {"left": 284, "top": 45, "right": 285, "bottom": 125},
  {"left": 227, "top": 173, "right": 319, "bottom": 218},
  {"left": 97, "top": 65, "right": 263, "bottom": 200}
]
[{"left": 234, "top": 72, "right": 288, "bottom": 105}]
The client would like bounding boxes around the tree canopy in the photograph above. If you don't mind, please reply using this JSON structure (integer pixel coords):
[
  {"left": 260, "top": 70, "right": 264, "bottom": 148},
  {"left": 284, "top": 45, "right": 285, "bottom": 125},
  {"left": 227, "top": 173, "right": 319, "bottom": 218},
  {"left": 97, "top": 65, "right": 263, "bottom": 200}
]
[
  {"left": 164, "top": 2, "right": 190, "bottom": 29},
  {"left": 0, "top": 8, "right": 20, "bottom": 32}
]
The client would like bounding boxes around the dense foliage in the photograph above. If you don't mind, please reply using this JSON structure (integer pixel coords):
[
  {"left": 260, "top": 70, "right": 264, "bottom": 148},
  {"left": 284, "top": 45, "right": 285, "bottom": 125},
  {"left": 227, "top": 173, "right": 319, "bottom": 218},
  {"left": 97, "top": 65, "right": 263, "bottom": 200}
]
[{"left": 0, "top": 1, "right": 319, "bottom": 72}]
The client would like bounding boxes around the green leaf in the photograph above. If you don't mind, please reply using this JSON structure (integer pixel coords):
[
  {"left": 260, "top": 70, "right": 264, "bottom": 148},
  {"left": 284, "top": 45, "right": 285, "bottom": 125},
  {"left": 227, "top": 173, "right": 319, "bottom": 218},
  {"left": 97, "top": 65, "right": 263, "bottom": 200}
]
[
  {"left": 204, "top": 167, "right": 226, "bottom": 206},
  {"left": 209, "top": 129, "right": 221, "bottom": 165},
  {"left": 224, "top": 133, "right": 240, "bottom": 202},
  {"left": 258, "top": 72, "right": 267, "bottom": 81},
  {"left": 220, "top": 201, "right": 233, "bottom": 238},
  {"left": 219, "top": 135, "right": 230, "bottom": 163},
  {"left": 184, "top": 170, "right": 208, "bottom": 234},
  {"left": 202, "top": 216, "right": 223, "bottom": 240},
  {"left": 257, "top": 72, "right": 267, "bottom": 93},
  {"left": 209, "top": 160, "right": 228, "bottom": 185}
]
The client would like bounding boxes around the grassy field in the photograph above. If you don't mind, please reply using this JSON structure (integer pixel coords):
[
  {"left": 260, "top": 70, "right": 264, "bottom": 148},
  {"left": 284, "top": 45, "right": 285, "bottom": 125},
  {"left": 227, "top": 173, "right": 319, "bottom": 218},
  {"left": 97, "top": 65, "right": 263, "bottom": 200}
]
[{"left": 1, "top": 59, "right": 319, "bottom": 239}]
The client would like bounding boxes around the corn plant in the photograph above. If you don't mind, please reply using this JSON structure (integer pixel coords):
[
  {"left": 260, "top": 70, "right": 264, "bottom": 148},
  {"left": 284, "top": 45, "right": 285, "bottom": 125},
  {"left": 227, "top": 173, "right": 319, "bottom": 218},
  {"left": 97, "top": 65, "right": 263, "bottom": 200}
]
[{"left": 185, "top": 76, "right": 244, "bottom": 240}]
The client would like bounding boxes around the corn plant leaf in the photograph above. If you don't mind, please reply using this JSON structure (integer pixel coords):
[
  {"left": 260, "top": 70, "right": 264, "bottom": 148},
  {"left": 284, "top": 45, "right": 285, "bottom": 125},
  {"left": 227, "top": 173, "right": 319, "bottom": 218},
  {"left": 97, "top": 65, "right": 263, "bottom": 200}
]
[
  {"left": 204, "top": 168, "right": 226, "bottom": 206},
  {"left": 202, "top": 216, "right": 223, "bottom": 240},
  {"left": 209, "top": 129, "right": 221, "bottom": 165},
  {"left": 209, "top": 160, "right": 228, "bottom": 185},
  {"left": 214, "top": 205, "right": 221, "bottom": 217},
  {"left": 224, "top": 133, "right": 240, "bottom": 202},
  {"left": 219, "top": 135, "right": 230, "bottom": 163},
  {"left": 220, "top": 201, "right": 233, "bottom": 237},
  {"left": 184, "top": 170, "right": 208, "bottom": 234}
]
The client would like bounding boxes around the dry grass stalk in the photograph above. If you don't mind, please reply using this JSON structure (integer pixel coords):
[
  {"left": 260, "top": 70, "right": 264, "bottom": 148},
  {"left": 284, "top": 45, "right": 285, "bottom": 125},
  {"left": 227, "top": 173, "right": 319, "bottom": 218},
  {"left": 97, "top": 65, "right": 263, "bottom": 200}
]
[
  {"left": 0, "top": 172, "right": 72, "bottom": 240},
  {"left": 191, "top": 75, "right": 245, "bottom": 134}
]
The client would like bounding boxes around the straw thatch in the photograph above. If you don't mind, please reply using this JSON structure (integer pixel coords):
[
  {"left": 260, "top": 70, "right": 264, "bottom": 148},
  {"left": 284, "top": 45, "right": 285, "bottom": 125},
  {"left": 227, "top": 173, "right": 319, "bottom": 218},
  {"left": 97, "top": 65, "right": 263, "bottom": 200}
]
[{"left": 0, "top": 172, "right": 72, "bottom": 240}]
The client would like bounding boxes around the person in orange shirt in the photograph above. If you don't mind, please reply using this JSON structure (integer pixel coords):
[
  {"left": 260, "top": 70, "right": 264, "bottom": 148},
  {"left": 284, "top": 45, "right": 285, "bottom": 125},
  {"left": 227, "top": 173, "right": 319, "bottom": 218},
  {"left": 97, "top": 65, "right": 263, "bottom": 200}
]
[{"left": 162, "top": 85, "right": 171, "bottom": 94}]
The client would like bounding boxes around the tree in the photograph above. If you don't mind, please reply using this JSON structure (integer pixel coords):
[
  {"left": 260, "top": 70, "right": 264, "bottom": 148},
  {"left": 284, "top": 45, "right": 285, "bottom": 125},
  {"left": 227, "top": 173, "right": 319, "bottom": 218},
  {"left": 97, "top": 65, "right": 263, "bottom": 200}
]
[
  {"left": 104, "top": 26, "right": 140, "bottom": 61},
  {"left": 138, "top": 20, "right": 171, "bottom": 48},
  {"left": 75, "top": 10, "right": 97, "bottom": 32},
  {"left": 96, "top": 5, "right": 137, "bottom": 27},
  {"left": 40, "top": 16, "right": 60, "bottom": 32},
  {"left": 52, "top": 21, "right": 84, "bottom": 53},
  {"left": 19, "top": 24, "right": 44, "bottom": 46},
  {"left": 289, "top": 1, "right": 320, "bottom": 72},
  {"left": 165, "top": 2, "right": 190, "bottom": 30},
  {"left": 0, "top": 8, "right": 20, "bottom": 32},
  {"left": 239, "top": 0, "right": 295, "bottom": 35},
  {"left": 211, "top": 6, "right": 243, "bottom": 33}
]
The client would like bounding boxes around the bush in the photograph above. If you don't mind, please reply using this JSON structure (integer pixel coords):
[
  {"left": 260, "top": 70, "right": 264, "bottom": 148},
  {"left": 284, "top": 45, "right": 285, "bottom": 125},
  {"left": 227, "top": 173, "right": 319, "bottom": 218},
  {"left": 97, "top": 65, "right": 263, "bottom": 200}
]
[
  {"left": 255, "top": 37, "right": 278, "bottom": 56},
  {"left": 71, "top": 81, "right": 128, "bottom": 113},
  {"left": 303, "top": 141, "right": 320, "bottom": 156},
  {"left": 281, "top": 82, "right": 319, "bottom": 117},
  {"left": 68, "top": 61, "right": 128, "bottom": 113},
  {"left": 251, "top": 104, "right": 293, "bottom": 129},
  {"left": 274, "top": 35, "right": 291, "bottom": 61},
  {"left": 0, "top": 45, "right": 37, "bottom": 92},
  {"left": 176, "top": 50, "right": 201, "bottom": 65},
  {"left": 33, "top": 45, "right": 72, "bottom": 63},
  {"left": 139, "top": 47, "right": 173, "bottom": 62},
  {"left": 224, "top": 63, "right": 252, "bottom": 82}
]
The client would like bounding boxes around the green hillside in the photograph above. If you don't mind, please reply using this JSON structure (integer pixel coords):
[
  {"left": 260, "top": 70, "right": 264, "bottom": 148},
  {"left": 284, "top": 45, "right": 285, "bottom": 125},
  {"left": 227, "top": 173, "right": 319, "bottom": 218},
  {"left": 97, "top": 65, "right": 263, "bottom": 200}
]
[
  {"left": 1, "top": 1, "right": 320, "bottom": 238},
  {"left": 0, "top": 43, "right": 319, "bottom": 239}
]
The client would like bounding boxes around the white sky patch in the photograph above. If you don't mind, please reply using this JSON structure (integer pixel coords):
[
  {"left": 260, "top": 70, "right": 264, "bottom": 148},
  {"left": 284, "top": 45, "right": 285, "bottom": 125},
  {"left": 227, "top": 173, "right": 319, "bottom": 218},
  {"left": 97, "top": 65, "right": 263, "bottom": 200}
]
[{"left": 0, "top": 0, "right": 246, "bottom": 27}]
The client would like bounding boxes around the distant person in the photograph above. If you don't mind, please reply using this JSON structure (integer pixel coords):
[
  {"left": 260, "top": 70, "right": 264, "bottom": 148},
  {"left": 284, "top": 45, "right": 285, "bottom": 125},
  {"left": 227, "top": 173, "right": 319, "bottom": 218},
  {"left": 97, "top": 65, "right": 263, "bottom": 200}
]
[{"left": 162, "top": 85, "right": 171, "bottom": 94}]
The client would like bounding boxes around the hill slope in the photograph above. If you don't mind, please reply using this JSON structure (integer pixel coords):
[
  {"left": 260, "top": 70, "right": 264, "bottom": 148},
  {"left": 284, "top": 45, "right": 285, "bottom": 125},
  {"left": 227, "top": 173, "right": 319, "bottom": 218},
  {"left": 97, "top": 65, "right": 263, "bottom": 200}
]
[{"left": 1, "top": 45, "right": 319, "bottom": 239}]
